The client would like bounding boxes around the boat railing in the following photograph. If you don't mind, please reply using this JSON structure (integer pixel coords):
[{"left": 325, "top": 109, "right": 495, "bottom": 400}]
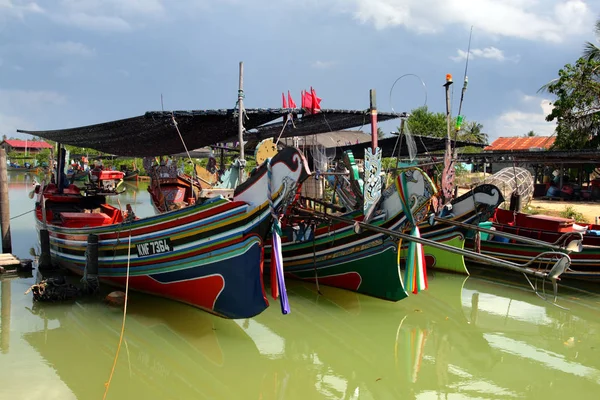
[{"left": 430, "top": 214, "right": 584, "bottom": 253}]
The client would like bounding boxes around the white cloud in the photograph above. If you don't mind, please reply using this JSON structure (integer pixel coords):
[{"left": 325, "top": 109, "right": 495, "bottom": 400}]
[
  {"left": 47, "top": 0, "right": 168, "bottom": 32},
  {"left": 346, "top": 0, "right": 592, "bottom": 42},
  {"left": 52, "top": 12, "right": 132, "bottom": 32},
  {"left": 451, "top": 47, "right": 512, "bottom": 62},
  {"left": 0, "top": 0, "right": 44, "bottom": 16},
  {"left": 488, "top": 94, "right": 557, "bottom": 139},
  {"left": 311, "top": 60, "right": 336, "bottom": 69}
]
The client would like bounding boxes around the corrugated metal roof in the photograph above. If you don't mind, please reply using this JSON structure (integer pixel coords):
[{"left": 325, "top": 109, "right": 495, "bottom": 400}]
[
  {"left": 2, "top": 139, "right": 53, "bottom": 149},
  {"left": 484, "top": 136, "right": 555, "bottom": 151}
]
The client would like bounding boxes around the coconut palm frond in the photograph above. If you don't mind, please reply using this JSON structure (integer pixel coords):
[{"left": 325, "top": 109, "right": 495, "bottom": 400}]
[
  {"left": 537, "top": 78, "right": 559, "bottom": 94},
  {"left": 584, "top": 41, "right": 600, "bottom": 62}
]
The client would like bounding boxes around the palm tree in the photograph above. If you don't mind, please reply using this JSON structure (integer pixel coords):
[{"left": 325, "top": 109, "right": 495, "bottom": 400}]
[
  {"left": 459, "top": 121, "right": 488, "bottom": 144},
  {"left": 584, "top": 18, "right": 600, "bottom": 61}
]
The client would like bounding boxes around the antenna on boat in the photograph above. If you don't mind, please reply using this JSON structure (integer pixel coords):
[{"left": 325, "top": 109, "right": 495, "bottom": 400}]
[
  {"left": 160, "top": 93, "right": 164, "bottom": 112},
  {"left": 453, "top": 26, "right": 473, "bottom": 152},
  {"left": 237, "top": 61, "right": 246, "bottom": 183}
]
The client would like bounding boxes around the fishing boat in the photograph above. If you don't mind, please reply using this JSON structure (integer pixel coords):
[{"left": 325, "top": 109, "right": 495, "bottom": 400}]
[
  {"left": 274, "top": 164, "right": 437, "bottom": 301},
  {"left": 144, "top": 159, "right": 217, "bottom": 213},
  {"left": 463, "top": 208, "right": 600, "bottom": 282},
  {"left": 20, "top": 106, "right": 320, "bottom": 319},
  {"left": 413, "top": 183, "right": 505, "bottom": 274},
  {"left": 7, "top": 164, "right": 40, "bottom": 173}
]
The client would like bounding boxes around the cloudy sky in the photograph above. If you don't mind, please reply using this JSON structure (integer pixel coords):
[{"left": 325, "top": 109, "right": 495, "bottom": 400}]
[{"left": 1, "top": 0, "right": 598, "bottom": 143}]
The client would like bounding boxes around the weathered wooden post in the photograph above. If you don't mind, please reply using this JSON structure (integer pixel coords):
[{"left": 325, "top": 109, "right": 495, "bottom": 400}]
[
  {"left": 38, "top": 229, "right": 52, "bottom": 270},
  {"left": 1, "top": 279, "right": 10, "bottom": 354},
  {"left": 86, "top": 234, "right": 99, "bottom": 275},
  {"left": 83, "top": 234, "right": 99, "bottom": 293},
  {"left": 0, "top": 148, "right": 12, "bottom": 254}
]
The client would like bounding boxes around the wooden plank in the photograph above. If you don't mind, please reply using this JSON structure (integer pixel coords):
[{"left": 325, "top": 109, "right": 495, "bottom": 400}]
[{"left": 0, "top": 259, "right": 20, "bottom": 266}]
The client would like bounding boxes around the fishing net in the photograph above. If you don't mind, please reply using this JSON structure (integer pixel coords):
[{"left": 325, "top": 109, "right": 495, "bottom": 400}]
[
  {"left": 402, "top": 118, "right": 419, "bottom": 163},
  {"left": 25, "top": 276, "right": 99, "bottom": 302},
  {"left": 484, "top": 167, "right": 534, "bottom": 208}
]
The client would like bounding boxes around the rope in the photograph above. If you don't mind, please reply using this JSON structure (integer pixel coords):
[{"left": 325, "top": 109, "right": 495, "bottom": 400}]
[
  {"left": 274, "top": 114, "right": 292, "bottom": 146},
  {"left": 103, "top": 229, "right": 132, "bottom": 400},
  {"left": 10, "top": 209, "right": 35, "bottom": 220},
  {"left": 266, "top": 160, "right": 277, "bottom": 220},
  {"left": 171, "top": 114, "right": 200, "bottom": 189},
  {"left": 311, "top": 221, "right": 322, "bottom": 295}
]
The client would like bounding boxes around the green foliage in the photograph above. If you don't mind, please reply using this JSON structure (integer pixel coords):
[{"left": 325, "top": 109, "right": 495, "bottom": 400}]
[
  {"left": 560, "top": 206, "right": 586, "bottom": 223},
  {"left": 458, "top": 121, "right": 488, "bottom": 144},
  {"left": 402, "top": 106, "right": 487, "bottom": 146},
  {"left": 543, "top": 57, "right": 600, "bottom": 149},
  {"left": 35, "top": 149, "right": 51, "bottom": 165},
  {"left": 404, "top": 106, "right": 451, "bottom": 138},
  {"left": 583, "top": 19, "right": 600, "bottom": 62},
  {"left": 525, "top": 130, "right": 536, "bottom": 137}
]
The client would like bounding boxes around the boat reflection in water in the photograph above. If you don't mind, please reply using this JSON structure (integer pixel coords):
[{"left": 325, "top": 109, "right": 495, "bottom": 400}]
[{"left": 22, "top": 274, "right": 600, "bottom": 399}]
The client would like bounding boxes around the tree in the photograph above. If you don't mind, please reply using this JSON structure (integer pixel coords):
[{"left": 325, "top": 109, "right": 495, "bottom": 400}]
[
  {"left": 584, "top": 18, "right": 600, "bottom": 61},
  {"left": 542, "top": 57, "right": 600, "bottom": 149},
  {"left": 377, "top": 127, "right": 385, "bottom": 140},
  {"left": 458, "top": 121, "right": 488, "bottom": 144},
  {"left": 2, "top": 134, "right": 6, "bottom": 142},
  {"left": 404, "top": 106, "right": 450, "bottom": 138}
]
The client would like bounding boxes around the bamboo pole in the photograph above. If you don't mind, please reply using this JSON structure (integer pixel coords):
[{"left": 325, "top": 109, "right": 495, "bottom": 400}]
[{"left": 0, "top": 148, "right": 12, "bottom": 253}]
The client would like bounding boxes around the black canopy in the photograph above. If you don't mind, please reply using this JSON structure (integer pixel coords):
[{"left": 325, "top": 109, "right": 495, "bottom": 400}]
[
  {"left": 335, "top": 135, "right": 485, "bottom": 159},
  {"left": 17, "top": 109, "right": 401, "bottom": 157}
]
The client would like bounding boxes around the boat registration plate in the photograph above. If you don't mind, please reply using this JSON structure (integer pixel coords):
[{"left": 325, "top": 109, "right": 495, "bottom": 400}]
[{"left": 135, "top": 238, "right": 173, "bottom": 257}]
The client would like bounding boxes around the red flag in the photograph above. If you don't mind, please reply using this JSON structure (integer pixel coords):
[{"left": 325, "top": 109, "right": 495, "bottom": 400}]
[
  {"left": 302, "top": 90, "right": 313, "bottom": 111},
  {"left": 282, "top": 93, "right": 288, "bottom": 108},
  {"left": 287, "top": 91, "right": 297, "bottom": 108},
  {"left": 311, "top": 87, "right": 322, "bottom": 113}
]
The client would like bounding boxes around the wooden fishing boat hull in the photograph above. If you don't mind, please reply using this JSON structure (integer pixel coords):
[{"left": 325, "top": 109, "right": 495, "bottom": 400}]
[
  {"left": 464, "top": 237, "right": 600, "bottom": 282},
  {"left": 123, "top": 170, "right": 139, "bottom": 181},
  {"left": 36, "top": 147, "right": 310, "bottom": 318},
  {"left": 412, "top": 184, "right": 505, "bottom": 275},
  {"left": 270, "top": 167, "right": 437, "bottom": 301},
  {"left": 39, "top": 199, "right": 271, "bottom": 318},
  {"left": 402, "top": 232, "right": 468, "bottom": 275},
  {"left": 7, "top": 166, "right": 39, "bottom": 173},
  {"left": 283, "top": 231, "right": 408, "bottom": 301}
]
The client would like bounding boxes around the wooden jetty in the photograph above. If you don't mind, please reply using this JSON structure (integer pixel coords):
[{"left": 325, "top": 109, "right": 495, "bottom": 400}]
[{"left": 0, "top": 253, "right": 33, "bottom": 274}]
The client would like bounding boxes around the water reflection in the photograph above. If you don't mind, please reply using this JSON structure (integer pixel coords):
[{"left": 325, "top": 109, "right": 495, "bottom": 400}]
[
  {"left": 15, "top": 275, "right": 599, "bottom": 399},
  {"left": 1, "top": 280, "right": 10, "bottom": 354},
  {"left": 3, "top": 171, "right": 600, "bottom": 399}
]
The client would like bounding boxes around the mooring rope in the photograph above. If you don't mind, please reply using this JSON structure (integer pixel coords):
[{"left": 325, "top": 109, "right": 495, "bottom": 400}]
[
  {"left": 10, "top": 209, "right": 35, "bottom": 220},
  {"left": 274, "top": 114, "right": 292, "bottom": 146},
  {"left": 103, "top": 229, "right": 132, "bottom": 400}
]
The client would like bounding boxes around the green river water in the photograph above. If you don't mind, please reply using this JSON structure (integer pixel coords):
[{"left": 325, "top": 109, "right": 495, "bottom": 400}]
[{"left": 1, "top": 172, "right": 600, "bottom": 400}]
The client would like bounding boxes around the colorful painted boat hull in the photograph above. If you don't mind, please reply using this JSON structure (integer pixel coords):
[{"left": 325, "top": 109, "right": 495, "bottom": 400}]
[
  {"left": 416, "top": 184, "right": 505, "bottom": 275},
  {"left": 286, "top": 241, "right": 408, "bottom": 301},
  {"left": 465, "top": 237, "right": 600, "bottom": 283},
  {"left": 270, "top": 167, "right": 437, "bottom": 301},
  {"left": 37, "top": 148, "right": 310, "bottom": 318}
]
